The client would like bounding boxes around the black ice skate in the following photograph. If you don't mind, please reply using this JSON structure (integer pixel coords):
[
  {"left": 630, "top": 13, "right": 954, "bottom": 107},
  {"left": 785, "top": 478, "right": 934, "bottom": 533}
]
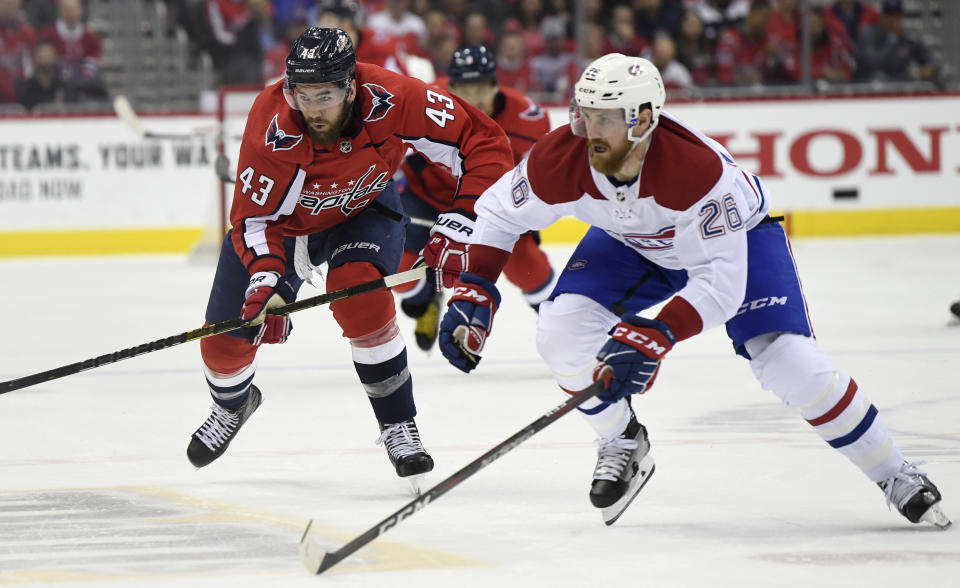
[
  {"left": 879, "top": 461, "right": 951, "bottom": 528},
  {"left": 402, "top": 290, "right": 444, "bottom": 351},
  {"left": 377, "top": 418, "right": 434, "bottom": 494},
  {"left": 187, "top": 385, "right": 263, "bottom": 468},
  {"left": 589, "top": 415, "right": 655, "bottom": 526}
]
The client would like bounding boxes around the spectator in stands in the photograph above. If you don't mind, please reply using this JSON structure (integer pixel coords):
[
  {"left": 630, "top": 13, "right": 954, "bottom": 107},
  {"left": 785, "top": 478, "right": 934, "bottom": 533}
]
[
  {"left": 16, "top": 39, "right": 62, "bottom": 110},
  {"left": 675, "top": 8, "right": 714, "bottom": 85},
  {"left": 367, "top": 0, "right": 426, "bottom": 51},
  {"left": 605, "top": 4, "right": 648, "bottom": 57},
  {"left": 581, "top": 0, "right": 603, "bottom": 25},
  {"left": 854, "top": 0, "right": 936, "bottom": 83},
  {"left": 421, "top": 8, "right": 458, "bottom": 73},
  {"left": 496, "top": 28, "right": 533, "bottom": 92},
  {"left": 24, "top": 0, "right": 58, "bottom": 30},
  {"left": 650, "top": 32, "right": 693, "bottom": 90},
  {"left": 0, "top": 0, "right": 35, "bottom": 81},
  {"left": 460, "top": 11, "right": 492, "bottom": 48},
  {"left": 37, "top": 0, "right": 106, "bottom": 98},
  {"left": 263, "top": 14, "right": 308, "bottom": 82},
  {"left": 528, "top": 17, "right": 574, "bottom": 101},
  {"left": 228, "top": 0, "right": 276, "bottom": 84},
  {"left": 0, "top": 65, "right": 15, "bottom": 103},
  {"left": 823, "top": 0, "right": 880, "bottom": 45},
  {"left": 202, "top": 0, "right": 250, "bottom": 78},
  {"left": 511, "top": 0, "right": 546, "bottom": 57},
  {"left": 714, "top": 0, "right": 771, "bottom": 86},
  {"left": 633, "top": 0, "right": 683, "bottom": 41},
  {"left": 686, "top": 0, "right": 750, "bottom": 42},
  {"left": 809, "top": 9, "right": 854, "bottom": 83},
  {"left": 272, "top": 0, "right": 317, "bottom": 37}
]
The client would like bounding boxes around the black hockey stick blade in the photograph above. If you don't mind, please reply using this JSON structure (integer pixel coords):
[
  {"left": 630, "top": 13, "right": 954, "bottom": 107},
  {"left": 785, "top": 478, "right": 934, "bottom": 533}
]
[
  {"left": 0, "top": 266, "right": 427, "bottom": 395},
  {"left": 298, "top": 379, "right": 604, "bottom": 575}
]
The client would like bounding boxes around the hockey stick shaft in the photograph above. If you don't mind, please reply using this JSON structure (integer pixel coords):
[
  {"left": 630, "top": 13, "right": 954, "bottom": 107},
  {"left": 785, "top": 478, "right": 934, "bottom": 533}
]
[
  {"left": 299, "top": 380, "right": 604, "bottom": 575},
  {"left": 0, "top": 266, "right": 427, "bottom": 395}
]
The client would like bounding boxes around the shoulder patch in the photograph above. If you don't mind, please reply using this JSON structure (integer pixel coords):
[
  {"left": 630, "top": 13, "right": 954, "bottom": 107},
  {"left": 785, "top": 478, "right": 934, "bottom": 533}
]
[
  {"left": 265, "top": 113, "right": 303, "bottom": 152},
  {"left": 361, "top": 83, "right": 396, "bottom": 122}
]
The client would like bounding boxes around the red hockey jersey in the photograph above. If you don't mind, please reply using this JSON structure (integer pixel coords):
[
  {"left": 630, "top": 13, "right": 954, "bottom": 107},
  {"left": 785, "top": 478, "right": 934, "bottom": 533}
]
[
  {"left": 401, "top": 85, "right": 550, "bottom": 212},
  {"left": 229, "top": 62, "right": 513, "bottom": 276}
]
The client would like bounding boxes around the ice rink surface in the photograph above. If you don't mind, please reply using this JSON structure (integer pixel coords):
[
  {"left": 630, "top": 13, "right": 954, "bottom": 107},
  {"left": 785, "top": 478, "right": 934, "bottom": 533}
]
[{"left": 1, "top": 235, "right": 958, "bottom": 588}]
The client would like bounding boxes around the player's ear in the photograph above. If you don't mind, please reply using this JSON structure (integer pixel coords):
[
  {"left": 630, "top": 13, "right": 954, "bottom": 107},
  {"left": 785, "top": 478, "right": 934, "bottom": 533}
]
[{"left": 347, "top": 79, "right": 357, "bottom": 103}]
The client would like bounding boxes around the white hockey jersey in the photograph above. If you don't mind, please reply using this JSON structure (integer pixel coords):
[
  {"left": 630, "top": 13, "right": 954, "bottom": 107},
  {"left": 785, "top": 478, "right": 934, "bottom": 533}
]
[{"left": 471, "top": 110, "right": 771, "bottom": 340}]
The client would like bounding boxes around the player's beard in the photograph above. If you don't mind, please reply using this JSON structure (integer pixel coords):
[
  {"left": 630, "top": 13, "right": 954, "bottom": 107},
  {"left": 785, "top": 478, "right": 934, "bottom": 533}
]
[
  {"left": 588, "top": 138, "right": 633, "bottom": 176},
  {"left": 305, "top": 100, "right": 353, "bottom": 145}
]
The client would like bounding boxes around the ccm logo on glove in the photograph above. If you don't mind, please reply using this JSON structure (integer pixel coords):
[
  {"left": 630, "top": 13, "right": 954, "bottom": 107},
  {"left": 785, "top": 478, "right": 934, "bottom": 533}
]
[{"left": 610, "top": 325, "right": 672, "bottom": 358}]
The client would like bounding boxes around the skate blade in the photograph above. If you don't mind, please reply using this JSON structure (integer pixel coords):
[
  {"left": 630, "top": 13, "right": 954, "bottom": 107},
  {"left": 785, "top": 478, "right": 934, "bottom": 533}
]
[
  {"left": 920, "top": 503, "right": 952, "bottom": 529},
  {"left": 601, "top": 455, "right": 655, "bottom": 526},
  {"left": 404, "top": 473, "right": 426, "bottom": 497}
]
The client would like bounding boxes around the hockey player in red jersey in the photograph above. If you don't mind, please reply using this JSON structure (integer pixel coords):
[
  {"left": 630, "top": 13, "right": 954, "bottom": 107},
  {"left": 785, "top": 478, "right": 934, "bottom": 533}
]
[
  {"left": 186, "top": 28, "right": 513, "bottom": 489},
  {"left": 428, "top": 54, "right": 951, "bottom": 527},
  {"left": 394, "top": 45, "right": 559, "bottom": 351}
]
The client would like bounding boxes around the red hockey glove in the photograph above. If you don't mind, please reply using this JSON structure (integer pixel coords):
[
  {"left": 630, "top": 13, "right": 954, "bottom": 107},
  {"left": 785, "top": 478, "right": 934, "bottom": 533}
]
[
  {"left": 241, "top": 271, "right": 292, "bottom": 345},
  {"left": 422, "top": 210, "right": 475, "bottom": 289},
  {"left": 594, "top": 315, "right": 675, "bottom": 402}
]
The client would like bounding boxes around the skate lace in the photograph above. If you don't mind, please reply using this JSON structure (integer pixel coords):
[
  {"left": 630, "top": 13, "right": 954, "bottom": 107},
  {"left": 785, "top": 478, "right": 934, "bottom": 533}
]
[
  {"left": 593, "top": 436, "right": 639, "bottom": 482},
  {"left": 376, "top": 421, "right": 424, "bottom": 459},
  {"left": 881, "top": 460, "right": 928, "bottom": 511},
  {"left": 196, "top": 404, "right": 240, "bottom": 452}
]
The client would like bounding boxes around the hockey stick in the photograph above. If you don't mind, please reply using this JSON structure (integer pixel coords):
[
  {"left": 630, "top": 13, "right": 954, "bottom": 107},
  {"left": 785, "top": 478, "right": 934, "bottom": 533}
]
[
  {"left": 298, "top": 379, "right": 604, "bottom": 575},
  {"left": 113, "top": 95, "right": 218, "bottom": 140},
  {"left": 0, "top": 266, "right": 428, "bottom": 395}
]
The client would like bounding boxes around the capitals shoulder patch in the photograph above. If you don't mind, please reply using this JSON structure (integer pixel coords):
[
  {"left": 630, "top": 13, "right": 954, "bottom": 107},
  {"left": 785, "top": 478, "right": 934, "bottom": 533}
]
[
  {"left": 265, "top": 113, "right": 303, "bottom": 151},
  {"left": 362, "top": 83, "right": 396, "bottom": 122}
]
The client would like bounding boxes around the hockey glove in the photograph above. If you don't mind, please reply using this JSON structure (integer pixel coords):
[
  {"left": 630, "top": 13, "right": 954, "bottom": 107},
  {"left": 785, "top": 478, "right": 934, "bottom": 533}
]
[
  {"left": 241, "top": 271, "right": 292, "bottom": 345},
  {"left": 422, "top": 210, "right": 475, "bottom": 289},
  {"left": 594, "top": 315, "right": 676, "bottom": 402},
  {"left": 439, "top": 273, "right": 501, "bottom": 373}
]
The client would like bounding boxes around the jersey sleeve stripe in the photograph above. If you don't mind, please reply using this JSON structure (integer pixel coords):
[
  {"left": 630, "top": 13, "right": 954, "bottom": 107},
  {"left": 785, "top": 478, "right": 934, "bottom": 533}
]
[{"left": 241, "top": 166, "right": 306, "bottom": 256}]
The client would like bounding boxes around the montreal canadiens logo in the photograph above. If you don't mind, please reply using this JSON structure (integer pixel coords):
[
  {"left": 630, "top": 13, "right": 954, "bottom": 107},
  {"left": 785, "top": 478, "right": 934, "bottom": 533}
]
[
  {"left": 362, "top": 83, "right": 396, "bottom": 122},
  {"left": 265, "top": 113, "right": 303, "bottom": 151}
]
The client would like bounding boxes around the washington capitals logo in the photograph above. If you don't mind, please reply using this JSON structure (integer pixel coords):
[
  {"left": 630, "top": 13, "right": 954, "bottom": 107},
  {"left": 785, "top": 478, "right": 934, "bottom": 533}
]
[
  {"left": 265, "top": 113, "right": 303, "bottom": 152},
  {"left": 362, "top": 83, "right": 396, "bottom": 122}
]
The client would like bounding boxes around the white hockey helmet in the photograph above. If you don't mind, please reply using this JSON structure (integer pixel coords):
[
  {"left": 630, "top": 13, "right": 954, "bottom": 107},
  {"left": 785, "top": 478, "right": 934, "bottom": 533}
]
[{"left": 571, "top": 53, "right": 665, "bottom": 144}]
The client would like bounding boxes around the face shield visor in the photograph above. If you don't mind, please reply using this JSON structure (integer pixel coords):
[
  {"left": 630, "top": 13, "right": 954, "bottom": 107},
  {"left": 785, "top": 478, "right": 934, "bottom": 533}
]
[
  {"left": 569, "top": 102, "right": 632, "bottom": 141},
  {"left": 283, "top": 82, "right": 350, "bottom": 112}
]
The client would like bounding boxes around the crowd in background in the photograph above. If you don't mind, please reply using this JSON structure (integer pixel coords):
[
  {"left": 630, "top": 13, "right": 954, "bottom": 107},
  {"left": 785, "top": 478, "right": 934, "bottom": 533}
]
[{"left": 0, "top": 0, "right": 944, "bottom": 112}]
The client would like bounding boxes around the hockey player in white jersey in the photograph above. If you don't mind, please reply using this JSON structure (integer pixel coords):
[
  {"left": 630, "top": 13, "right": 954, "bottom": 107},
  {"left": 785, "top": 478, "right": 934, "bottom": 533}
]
[{"left": 423, "top": 53, "right": 951, "bottom": 528}]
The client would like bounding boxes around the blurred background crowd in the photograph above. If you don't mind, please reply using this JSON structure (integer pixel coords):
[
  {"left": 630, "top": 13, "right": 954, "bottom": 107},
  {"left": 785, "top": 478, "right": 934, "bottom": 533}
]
[{"left": 0, "top": 0, "right": 955, "bottom": 114}]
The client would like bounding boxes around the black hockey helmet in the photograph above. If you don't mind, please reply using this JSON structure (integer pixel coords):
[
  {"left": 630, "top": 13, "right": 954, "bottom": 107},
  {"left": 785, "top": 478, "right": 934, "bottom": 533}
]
[
  {"left": 447, "top": 45, "right": 497, "bottom": 85},
  {"left": 284, "top": 27, "right": 356, "bottom": 88}
]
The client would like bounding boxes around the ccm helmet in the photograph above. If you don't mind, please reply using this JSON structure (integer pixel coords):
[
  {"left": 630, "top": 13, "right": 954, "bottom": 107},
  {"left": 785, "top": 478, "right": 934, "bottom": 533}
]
[
  {"left": 571, "top": 53, "right": 665, "bottom": 144},
  {"left": 447, "top": 45, "right": 497, "bottom": 85},
  {"left": 283, "top": 27, "right": 356, "bottom": 110}
]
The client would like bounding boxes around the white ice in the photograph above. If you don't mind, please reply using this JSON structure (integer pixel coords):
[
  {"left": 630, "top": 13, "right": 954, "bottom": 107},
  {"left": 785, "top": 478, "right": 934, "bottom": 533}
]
[{"left": 1, "top": 236, "right": 958, "bottom": 588}]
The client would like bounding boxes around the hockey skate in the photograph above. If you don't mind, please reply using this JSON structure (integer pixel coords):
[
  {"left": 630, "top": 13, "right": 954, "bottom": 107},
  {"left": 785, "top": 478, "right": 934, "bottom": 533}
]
[
  {"left": 590, "top": 415, "right": 655, "bottom": 526},
  {"left": 186, "top": 385, "right": 263, "bottom": 468},
  {"left": 403, "top": 290, "right": 444, "bottom": 351},
  {"left": 377, "top": 418, "right": 434, "bottom": 495},
  {"left": 879, "top": 461, "right": 951, "bottom": 528}
]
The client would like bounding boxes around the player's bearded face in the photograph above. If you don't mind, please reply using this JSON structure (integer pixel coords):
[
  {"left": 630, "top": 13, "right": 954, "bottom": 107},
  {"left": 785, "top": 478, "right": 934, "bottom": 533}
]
[
  {"left": 579, "top": 107, "right": 633, "bottom": 175},
  {"left": 295, "top": 82, "right": 354, "bottom": 145}
]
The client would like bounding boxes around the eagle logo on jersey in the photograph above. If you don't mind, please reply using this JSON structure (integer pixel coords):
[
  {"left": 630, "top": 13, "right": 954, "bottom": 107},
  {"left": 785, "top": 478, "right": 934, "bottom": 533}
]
[
  {"left": 362, "top": 83, "right": 396, "bottom": 122},
  {"left": 623, "top": 226, "right": 676, "bottom": 251},
  {"left": 265, "top": 113, "right": 303, "bottom": 152}
]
